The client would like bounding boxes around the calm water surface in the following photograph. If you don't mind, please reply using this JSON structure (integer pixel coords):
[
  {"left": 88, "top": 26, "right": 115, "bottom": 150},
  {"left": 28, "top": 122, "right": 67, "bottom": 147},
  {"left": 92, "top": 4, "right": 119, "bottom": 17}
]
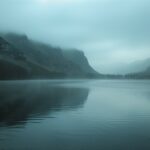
[{"left": 0, "top": 80, "right": 150, "bottom": 150}]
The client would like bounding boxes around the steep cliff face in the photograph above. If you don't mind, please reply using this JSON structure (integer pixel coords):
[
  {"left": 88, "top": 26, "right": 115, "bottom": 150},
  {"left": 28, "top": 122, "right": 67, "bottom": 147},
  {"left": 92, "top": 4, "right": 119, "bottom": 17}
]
[
  {"left": 0, "top": 33, "right": 99, "bottom": 79},
  {"left": 63, "top": 49, "right": 100, "bottom": 77}
]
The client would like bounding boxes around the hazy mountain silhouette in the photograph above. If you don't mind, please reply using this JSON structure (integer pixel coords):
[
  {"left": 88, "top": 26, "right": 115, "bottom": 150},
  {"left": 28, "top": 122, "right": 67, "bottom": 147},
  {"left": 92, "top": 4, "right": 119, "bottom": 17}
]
[
  {"left": 113, "top": 58, "right": 150, "bottom": 74},
  {"left": 125, "top": 65, "right": 150, "bottom": 79},
  {"left": 62, "top": 49, "right": 99, "bottom": 77},
  {"left": 0, "top": 33, "right": 100, "bottom": 80}
]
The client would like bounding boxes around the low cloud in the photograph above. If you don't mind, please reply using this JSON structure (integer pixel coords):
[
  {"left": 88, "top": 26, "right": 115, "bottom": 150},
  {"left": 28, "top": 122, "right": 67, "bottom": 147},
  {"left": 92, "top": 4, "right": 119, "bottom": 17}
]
[{"left": 0, "top": 0, "right": 150, "bottom": 73}]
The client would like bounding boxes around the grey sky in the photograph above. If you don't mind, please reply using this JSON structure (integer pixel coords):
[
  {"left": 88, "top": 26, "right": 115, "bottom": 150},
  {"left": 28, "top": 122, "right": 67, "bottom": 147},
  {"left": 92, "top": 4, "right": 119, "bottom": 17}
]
[{"left": 0, "top": 0, "right": 150, "bottom": 73}]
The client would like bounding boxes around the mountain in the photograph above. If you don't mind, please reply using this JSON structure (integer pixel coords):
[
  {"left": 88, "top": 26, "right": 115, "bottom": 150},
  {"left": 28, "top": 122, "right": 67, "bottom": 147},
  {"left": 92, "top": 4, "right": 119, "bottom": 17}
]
[
  {"left": 0, "top": 33, "right": 100, "bottom": 80},
  {"left": 125, "top": 66, "right": 150, "bottom": 79},
  {"left": 112, "top": 58, "right": 150, "bottom": 74},
  {"left": 0, "top": 36, "right": 29, "bottom": 79},
  {"left": 145, "top": 66, "right": 150, "bottom": 73},
  {"left": 62, "top": 49, "right": 100, "bottom": 77}
]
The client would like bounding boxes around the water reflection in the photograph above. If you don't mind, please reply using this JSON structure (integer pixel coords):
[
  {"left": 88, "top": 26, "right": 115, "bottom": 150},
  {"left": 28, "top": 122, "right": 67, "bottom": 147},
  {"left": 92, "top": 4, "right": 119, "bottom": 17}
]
[
  {"left": 0, "top": 81, "right": 89, "bottom": 127},
  {"left": 1, "top": 80, "right": 150, "bottom": 150}
]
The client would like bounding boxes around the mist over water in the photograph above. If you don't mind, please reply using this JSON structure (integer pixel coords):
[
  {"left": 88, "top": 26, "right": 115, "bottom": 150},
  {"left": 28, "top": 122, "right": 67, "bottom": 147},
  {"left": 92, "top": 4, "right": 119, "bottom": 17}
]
[{"left": 0, "top": 80, "right": 150, "bottom": 150}]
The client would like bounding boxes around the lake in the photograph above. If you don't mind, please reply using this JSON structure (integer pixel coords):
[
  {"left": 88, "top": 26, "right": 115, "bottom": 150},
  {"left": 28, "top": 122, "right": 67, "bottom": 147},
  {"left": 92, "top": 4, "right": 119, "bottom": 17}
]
[{"left": 0, "top": 80, "right": 150, "bottom": 150}]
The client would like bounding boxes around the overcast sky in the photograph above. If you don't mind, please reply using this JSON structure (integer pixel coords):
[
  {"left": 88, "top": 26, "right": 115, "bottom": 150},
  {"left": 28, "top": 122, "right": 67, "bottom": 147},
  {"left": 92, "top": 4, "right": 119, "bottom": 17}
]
[{"left": 0, "top": 0, "right": 150, "bottom": 73}]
